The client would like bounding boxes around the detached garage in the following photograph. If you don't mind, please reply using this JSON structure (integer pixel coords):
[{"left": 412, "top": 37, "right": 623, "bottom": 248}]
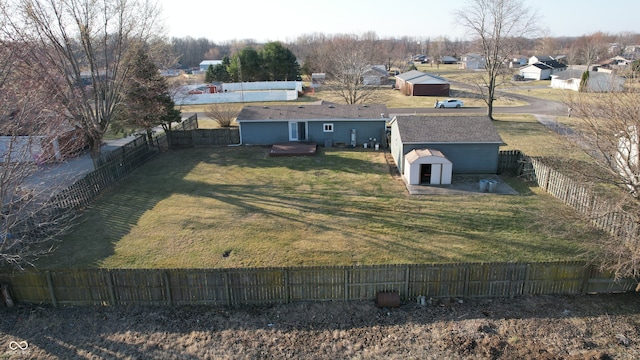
[
  {"left": 395, "top": 70, "right": 450, "bottom": 96},
  {"left": 404, "top": 148, "right": 453, "bottom": 185},
  {"left": 389, "top": 115, "right": 504, "bottom": 176}
]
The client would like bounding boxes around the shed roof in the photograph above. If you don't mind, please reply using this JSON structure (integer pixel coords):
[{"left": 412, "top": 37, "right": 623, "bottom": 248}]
[
  {"left": 237, "top": 103, "right": 389, "bottom": 122},
  {"left": 405, "top": 148, "right": 451, "bottom": 164},
  {"left": 391, "top": 115, "right": 503, "bottom": 144}
]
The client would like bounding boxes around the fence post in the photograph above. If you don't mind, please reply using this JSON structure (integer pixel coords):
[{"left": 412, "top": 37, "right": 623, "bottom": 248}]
[
  {"left": 463, "top": 264, "right": 470, "bottom": 297},
  {"left": 224, "top": 271, "right": 232, "bottom": 306},
  {"left": 45, "top": 270, "right": 58, "bottom": 308},
  {"left": 105, "top": 271, "right": 116, "bottom": 305},
  {"left": 581, "top": 264, "right": 593, "bottom": 295},
  {"left": 163, "top": 271, "right": 172, "bottom": 306},
  {"left": 344, "top": 268, "right": 349, "bottom": 301},
  {"left": 283, "top": 269, "right": 290, "bottom": 304},
  {"left": 404, "top": 265, "right": 410, "bottom": 301}
]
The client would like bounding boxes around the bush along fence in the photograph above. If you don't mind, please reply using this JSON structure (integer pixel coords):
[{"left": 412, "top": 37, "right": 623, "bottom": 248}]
[{"left": 0, "top": 262, "right": 635, "bottom": 307}]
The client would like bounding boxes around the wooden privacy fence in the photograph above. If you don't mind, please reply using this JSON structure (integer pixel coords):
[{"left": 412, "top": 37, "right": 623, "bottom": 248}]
[
  {"left": 529, "top": 156, "right": 638, "bottom": 242},
  {"left": 168, "top": 128, "right": 240, "bottom": 148},
  {"left": 498, "top": 150, "right": 639, "bottom": 242},
  {"left": 0, "top": 262, "right": 634, "bottom": 307},
  {"left": 47, "top": 137, "right": 158, "bottom": 211}
]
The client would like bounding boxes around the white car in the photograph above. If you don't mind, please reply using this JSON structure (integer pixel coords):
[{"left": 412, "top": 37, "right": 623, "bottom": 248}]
[{"left": 435, "top": 99, "right": 464, "bottom": 108}]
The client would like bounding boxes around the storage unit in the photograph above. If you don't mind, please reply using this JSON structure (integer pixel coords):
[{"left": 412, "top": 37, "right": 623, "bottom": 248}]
[{"left": 403, "top": 149, "right": 453, "bottom": 185}]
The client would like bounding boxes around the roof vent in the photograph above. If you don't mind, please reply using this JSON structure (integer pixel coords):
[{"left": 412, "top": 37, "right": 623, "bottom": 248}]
[
  {"left": 297, "top": 105, "right": 304, "bottom": 108},
  {"left": 263, "top": 106, "right": 269, "bottom": 109},
  {"left": 381, "top": 113, "right": 385, "bottom": 118},
  {"left": 328, "top": 105, "right": 335, "bottom": 108},
  {"left": 363, "top": 105, "right": 369, "bottom": 108}
]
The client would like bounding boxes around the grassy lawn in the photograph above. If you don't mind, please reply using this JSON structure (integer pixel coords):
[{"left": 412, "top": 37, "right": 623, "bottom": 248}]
[
  {"left": 39, "top": 132, "right": 598, "bottom": 269},
  {"left": 43, "top": 70, "right": 618, "bottom": 270}
]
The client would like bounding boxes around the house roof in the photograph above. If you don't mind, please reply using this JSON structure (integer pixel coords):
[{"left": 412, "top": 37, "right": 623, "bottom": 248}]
[
  {"left": 364, "top": 66, "right": 388, "bottom": 77},
  {"left": 395, "top": 70, "right": 428, "bottom": 81},
  {"left": 199, "top": 60, "right": 222, "bottom": 66},
  {"left": 539, "top": 60, "right": 567, "bottom": 69},
  {"left": 236, "top": 103, "right": 389, "bottom": 122},
  {"left": 391, "top": 115, "right": 503, "bottom": 144},
  {"left": 396, "top": 71, "right": 449, "bottom": 85},
  {"left": 551, "top": 69, "right": 624, "bottom": 82}
]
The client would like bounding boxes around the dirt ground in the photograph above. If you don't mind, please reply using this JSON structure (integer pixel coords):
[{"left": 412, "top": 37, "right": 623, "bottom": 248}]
[{"left": 1, "top": 293, "right": 639, "bottom": 359}]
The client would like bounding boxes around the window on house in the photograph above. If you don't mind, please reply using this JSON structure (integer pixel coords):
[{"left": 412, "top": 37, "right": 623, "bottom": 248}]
[{"left": 323, "top": 123, "right": 334, "bottom": 132}]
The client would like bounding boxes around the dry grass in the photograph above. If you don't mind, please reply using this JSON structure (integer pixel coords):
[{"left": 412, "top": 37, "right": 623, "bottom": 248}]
[{"left": 38, "top": 142, "right": 597, "bottom": 269}]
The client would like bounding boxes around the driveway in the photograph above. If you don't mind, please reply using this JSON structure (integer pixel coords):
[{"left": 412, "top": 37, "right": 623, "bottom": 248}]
[{"left": 22, "top": 135, "right": 142, "bottom": 198}]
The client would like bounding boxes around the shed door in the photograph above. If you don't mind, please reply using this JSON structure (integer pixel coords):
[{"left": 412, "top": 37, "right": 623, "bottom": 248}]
[{"left": 420, "top": 164, "right": 432, "bottom": 184}]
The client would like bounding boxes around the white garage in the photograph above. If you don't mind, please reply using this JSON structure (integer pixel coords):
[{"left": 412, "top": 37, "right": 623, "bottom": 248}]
[{"left": 403, "top": 148, "right": 453, "bottom": 185}]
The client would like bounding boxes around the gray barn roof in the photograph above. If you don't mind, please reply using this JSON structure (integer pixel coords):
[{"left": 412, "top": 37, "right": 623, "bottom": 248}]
[
  {"left": 237, "top": 103, "right": 389, "bottom": 122},
  {"left": 392, "top": 115, "right": 503, "bottom": 144}
]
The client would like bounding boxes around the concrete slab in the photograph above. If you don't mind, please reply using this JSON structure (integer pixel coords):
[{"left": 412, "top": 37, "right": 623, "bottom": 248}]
[{"left": 405, "top": 174, "right": 518, "bottom": 195}]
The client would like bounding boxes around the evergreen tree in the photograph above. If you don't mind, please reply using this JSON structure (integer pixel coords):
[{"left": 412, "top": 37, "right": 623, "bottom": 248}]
[
  {"left": 119, "top": 48, "right": 181, "bottom": 141},
  {"left": 261, "top": 42, "right": 301, "bottom": 81},
  {"left": 204, "top": 64, "right": 215, "bottom": 83}
]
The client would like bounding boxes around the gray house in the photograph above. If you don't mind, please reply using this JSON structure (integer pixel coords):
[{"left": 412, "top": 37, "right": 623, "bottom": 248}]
[
  {"left": 236, "top": 102, "right": 389, "bottom": 147},
  {"left": 389, "top": 115, "right": 504, "bottom": 177}
]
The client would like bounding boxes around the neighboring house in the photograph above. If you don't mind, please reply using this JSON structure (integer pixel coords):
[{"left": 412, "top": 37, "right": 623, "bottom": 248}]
[
  {"left": 199, "top": 60, "right": 223, "bottom": 72},
  {"left": 509, "top": 56, "right": 528, "bottom": 68},
  {"left": 311, "top": 73, "right": 326, "bottom": 89},
  {"left": 528, "top": 55, "right": 554, "bottom": 65},
  {"left": 550, "top": 68, "right": 626, "bottom": 92},
  {"left": 459, "top": 54, "right": 486, "bottom": 70},
  {"left": 389, "top": 115, "right": 504, "bottom": 179},
  {"left": 395, "top": 70, "right": 450, "bottom": 96},
  {"left": 362, "top": 65, "right": 389, "bottom": 85},
  {"left": 519, "top": 60, "right": 567, "bottom": 80},
  {"left": 236, "top": 102, "right": 389, "bottom": 147},
  {"left": 439, "top": 56, "right": 458, "bottom": 64}
]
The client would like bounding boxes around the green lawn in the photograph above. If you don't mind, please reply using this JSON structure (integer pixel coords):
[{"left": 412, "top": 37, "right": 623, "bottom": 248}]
[{"left": 38, "top": 135, "right": 599, "bottom": 269}]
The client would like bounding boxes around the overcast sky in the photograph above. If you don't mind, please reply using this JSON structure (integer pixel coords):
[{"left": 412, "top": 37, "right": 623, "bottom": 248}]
[{"left": 161, "top": 0, "right": 639, "bottom": 43}]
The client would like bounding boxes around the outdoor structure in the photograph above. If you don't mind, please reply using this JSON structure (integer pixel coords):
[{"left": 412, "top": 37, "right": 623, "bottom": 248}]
[
  {"left": 550, "top": 68, "right": 626, "bottom": 92},
  {"left": 519, "top": 60, "right": 567, "bottom": 80},
  {"left": 362, "top": 65, "right": 389, "bottom": 85},
  {"left": 175, "top": 81, "right": 303, "bottom": 105},
  {"left": 310, "top": 73, "right": 326, "bottom": 89},
  {"left": 439, "top": 56, "right": 458, "bottom": 64},
  {"left": 389, "top": 115, "right": 504, "bottom": 175},
  {"left": 0, "top": 129, "right": 87, "bottom": 164},
  {"left": 394, "top": 70, "right": 450, "bottom": 96},
  {"left": 403, "top": 148, "right": 453, "bottom": 185},
  {"left": 459, "top": 54, "right": 486, "bottom": 70},
  {"left": 198, "top": 60, "right": 223, "bottom": 72},
  {"left": 236, "top": 102, "right": 389, "bottom": 146}
]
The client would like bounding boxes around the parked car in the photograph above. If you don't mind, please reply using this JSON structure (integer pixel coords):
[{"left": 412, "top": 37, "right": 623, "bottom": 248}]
[{"left": 435, "top": 99, "right": 464, "bottom": 108}]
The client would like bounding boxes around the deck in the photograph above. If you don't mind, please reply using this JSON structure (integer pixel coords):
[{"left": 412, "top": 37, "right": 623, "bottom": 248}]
[{"left": 269, "top": 142, "right": 317, "bottom": 157}]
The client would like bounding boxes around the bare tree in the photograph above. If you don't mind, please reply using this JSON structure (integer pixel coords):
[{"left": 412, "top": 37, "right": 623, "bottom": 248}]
[
  {"left": 455, "top": 0, "right": 539, "bottom": 120},
  {"left": 4, "top": 0, "right": 164, "bottom": 157},
  {"left": 565, "top": 89, "right": 640, "bottom": 279},
  {"left": 204, "top": 103, "right": 241, "bottom": 128},
  {"left": 0, "top": 42, "right": 76, "bottom": 269},
  {"left": 321, "top": 34, "right": 388, "bottom": 105}
]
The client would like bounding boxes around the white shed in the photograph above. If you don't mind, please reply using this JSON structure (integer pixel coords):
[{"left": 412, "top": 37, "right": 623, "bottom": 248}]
[{"left": 403, "top": 148, "right": 453, "bottom": 185}]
